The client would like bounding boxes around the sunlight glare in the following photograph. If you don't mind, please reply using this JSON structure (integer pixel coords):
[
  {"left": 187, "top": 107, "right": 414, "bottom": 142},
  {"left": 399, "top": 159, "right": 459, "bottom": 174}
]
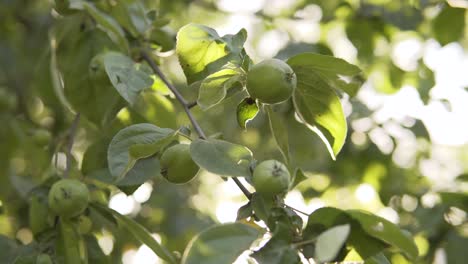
[
  {"left": 109, "top": 192, "right": 136, "bottom": 215},
  {"left": 355, "top": 184, "right": 377, "bottom": 204},
  {"left": 132, "top": 182, "right": 153, "bottom": 203}
]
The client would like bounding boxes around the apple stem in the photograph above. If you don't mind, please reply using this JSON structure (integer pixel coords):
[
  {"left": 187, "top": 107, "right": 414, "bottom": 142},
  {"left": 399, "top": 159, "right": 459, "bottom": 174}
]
[{"left": 64, "top": 113, "right": 80, "bottom": 179}]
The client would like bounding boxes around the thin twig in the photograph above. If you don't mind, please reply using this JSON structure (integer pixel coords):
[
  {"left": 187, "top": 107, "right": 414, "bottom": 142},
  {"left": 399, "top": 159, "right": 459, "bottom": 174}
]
[
  {"left": 141, "top": 50, "right": 253, "bottom": 199},
  {"left": 282, "top": 203, "right": 310, "bottom": 216},
  {"left": 141, "top": 50, "right": 206, "bottom": 139},
  {"left": 232, "top": 177, "right": 252, "bottom": 199},
  {"left": 64, "top": 113, "right": 80, "bottom": 178},
  {"left": 187, "top": 101, "right": 198, "bottom": 109}
]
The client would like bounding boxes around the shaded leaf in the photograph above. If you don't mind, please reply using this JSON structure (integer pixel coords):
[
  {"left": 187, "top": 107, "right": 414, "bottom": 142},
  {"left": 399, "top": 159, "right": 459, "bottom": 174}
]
[
  {"left": 251, "top": 223, "right": 300, "bottom": 264},
  {"left": 433, "top": 6, "right": 465, "bottom": 45},
  {"left": 91, "top": 203, "right": 177, "bottom": 264},
  {"left": 366, "top": 253, "right": 392, "bottom": 264},
  {"left": 236, "top": 202, "right": 253, "bottom": 221},
  {"left": 73, "top": 1, "right": 129, "bottom": 51},
  {"left": 181, "top": 223, "right": 262, "bottom": 264},
  {"left": 103, "top": 52, "right": 154, "bottom": 105},
  {"left": 0, "top": 235, "right": 18, "bottom": 263},
  {"left": 111, "top": 0, "right": 151, "bottom": 37},
  {"left": 190, "top": 138, "right": 253, "bottom": 177},
  {"left": 266, "top": 105, "right": 290, "bottom": 164},
  {"left": 55, "top": 16, "right": 123, "bottom": 126},
  {"left": 107, "top": 123, "right": 175, "bottom": 181},
  {"left": 116, "top": 156, "right": 161, "bottom": 187}
]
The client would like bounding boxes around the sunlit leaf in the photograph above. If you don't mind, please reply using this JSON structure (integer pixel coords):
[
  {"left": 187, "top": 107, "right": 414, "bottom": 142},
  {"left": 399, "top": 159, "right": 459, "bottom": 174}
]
[
  {"left": 236, "top": 97, "right": 258, "bottom": 129},
  {"left": 315, "top": 224, "right": 350, "bottom": 263},
  {"left": 290, "top": 69, "right": 346, "bottom": 160},
  {"left": 176, "top": 23, "right": 247, "bottom": 84},
  {"left": 198, "top": 69, "right": 240, "bottom": 109}
]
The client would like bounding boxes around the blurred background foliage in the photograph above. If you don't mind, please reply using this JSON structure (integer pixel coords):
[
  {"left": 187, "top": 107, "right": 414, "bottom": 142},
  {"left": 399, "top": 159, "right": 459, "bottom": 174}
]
[{"left": 0, "top": 0, "right": 467, "bottom": 263}]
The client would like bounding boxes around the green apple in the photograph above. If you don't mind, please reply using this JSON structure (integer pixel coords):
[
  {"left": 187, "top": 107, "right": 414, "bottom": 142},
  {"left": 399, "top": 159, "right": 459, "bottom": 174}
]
[
  {"left": 160, "top": 144, "right": 199, "bottom": 184},
  {"left": 252, "top": 160, "right": 291, "bottom": 196},
  {"left": 48, "top": 179, "right": 90, "bottom": 219},
  {"left": 246, "top": 59, "right": 296, "bottom": 104}
]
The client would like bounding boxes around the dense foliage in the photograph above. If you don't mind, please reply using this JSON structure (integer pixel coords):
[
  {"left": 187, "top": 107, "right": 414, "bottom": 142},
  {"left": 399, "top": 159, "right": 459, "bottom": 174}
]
[{"left": 0, "top": 0, "right": 467, "bottom": 263}]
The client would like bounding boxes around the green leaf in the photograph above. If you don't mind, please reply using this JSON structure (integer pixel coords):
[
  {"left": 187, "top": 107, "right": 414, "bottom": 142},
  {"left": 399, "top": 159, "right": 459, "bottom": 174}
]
[
  {"left": 236, "top": 97, "right": 259, "bottom": 129},
  {"left": 251, "top": 193, "right": 275, "bottom": 223},
  {"left": 55, "top": 219, "right": 87, "bottom": 264},
  {"left": 287, "top": 52, "right": 362, "bottom": 97},
  {"left": 116, "top": 156, "right": 161, "bottom": 187},
  {"left": 91, "top": 203, "right": 177, "bottom": 264},
  {"left": 198, "top": 69, "right": 240, "bottom": 110},
  {"left": 251, "top": 223, "right": 300, "bottom": 264},
  {"left": 107, "top": 123, "right": 175, "bottom": 181},
  {"left": 286, "top": 53, "right": 361, "bottom": 159},
  {"left": 445, "top": 229, "right": 468, "bottom": 264},
  {"left": 348, "top": 225, "right": 388, "bottom": 260},
  {"left": 84, "top": 235, "right": 111, "bottom": 264},
  {"left": 305, "top": 207, "right": 347, "bottom": 229},
  {"left": 290, "top": 69, "right": 347, "bottom": 160},
  {"left": 236, "top": 202, "right": 253, "bottom": 221},
  {"left": 181, "top": 223, "right": 262, "bottom": 264},
  {"left": 75, "top": 2, "right": 129, "bottom": 51},
  {"left": 176, "top": 23, "right": 247, "bottom": 84},
  {"left": 314, "top": 224, "right": 350, "bottom": 263},
  {"left": 190, "top": 138, "right": 253, "bottom": 177},
  {"left": 366, "top": 253, "right": 392, "bottom": 264},
  {"left": 266, "top": 105, "right": 290, "bottom": 164},
  {"left": 0, "top": 235, "right": 18, "bottom": 263},
  {"left": 290, "top": 169, "right": 307, "bottom": 189},
  {"left": 55, "top": 17, "right": 123, "bottom": 127},
  {"left": 433, "top": 6, "right": 465, "bottom": 46},
  {"left": 111, "top": 0, "right": 151, "bottom": 37},
  {"left": 132, "top": 91, "right": 177, "bottom": 128},
  {"left": 347, "top": 210, "right": 418, "bottom": 259},
  {"left": 103, "top": 52, "right": 154, "bottom": 105}
]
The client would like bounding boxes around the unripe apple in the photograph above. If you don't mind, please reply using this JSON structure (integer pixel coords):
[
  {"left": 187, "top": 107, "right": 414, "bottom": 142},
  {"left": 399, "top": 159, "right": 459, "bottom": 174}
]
[
  {"left": 160, "top": 144, "right": 199, "bottom": 184},
  {"left": 246, "top": 59, "right": 296, "bottom": 104},
  {"left": 252, "top": 160, "right": 291, "bottom": 196},
  {"left": 48, "top": 179, "right": 90, "bottom": 219}
]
